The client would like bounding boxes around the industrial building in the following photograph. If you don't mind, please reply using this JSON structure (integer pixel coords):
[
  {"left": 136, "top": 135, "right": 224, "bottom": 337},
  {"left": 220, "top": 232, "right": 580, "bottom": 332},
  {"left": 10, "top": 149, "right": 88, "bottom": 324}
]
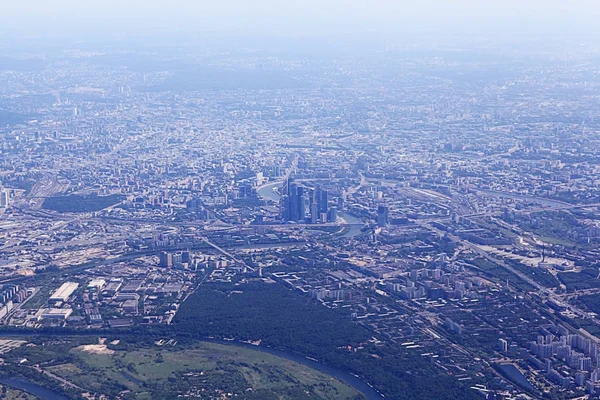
[
  {"left": 37, "top": 308, "right": 73, "bottom": 320},
  {"left": 87, "top": 279, "right": 106, "bottom": 291},
  {"left": 49, "top": 282, "right": 79, "bottom": 302}
]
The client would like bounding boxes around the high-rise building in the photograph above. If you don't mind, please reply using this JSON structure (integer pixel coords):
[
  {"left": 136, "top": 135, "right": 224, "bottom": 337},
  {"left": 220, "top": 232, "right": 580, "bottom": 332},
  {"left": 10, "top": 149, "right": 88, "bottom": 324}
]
[
  {"left": 377, "top": 205, "right": 389, "bottom": 227},
  {"left": 295, "top": 186, "right": 304, "bottom": 221},
  {"left": 337, "top": 196, "right": 345, "bottom": 212},
  {"left": 159, "top": 252, "right": 173, "bottom": 268},
  {"left": 498, "top": 338, "right": 508, "bottom": 352},
  {"left": 0, "top": 189, "right": 9, "bottom": 208},
  {"left": 280, "top": 195, "right": 290, "bottom": 221},
  {"left": 172, "top": 253, "right": 183, "bottom": 266},
  {"left": 581, "top": 357, "right": 593, "bottom": 371},
  {"left": 310, "top": 202, "right": 318, "bottom": 224},
  {"left": 320, "top": 212, "right": 328, "bottom": 224},
  {"left": 283, "top": 178, "right": 294, "bottom": 196},
  {"left": 288, "top": 182, "right": 299, "bottom": 221},
  {"left": 317, "top": 187, "right": 328, "bottom": 213},
  {"left": 328, "top": 206, "right": 338, "bottom": 222}
]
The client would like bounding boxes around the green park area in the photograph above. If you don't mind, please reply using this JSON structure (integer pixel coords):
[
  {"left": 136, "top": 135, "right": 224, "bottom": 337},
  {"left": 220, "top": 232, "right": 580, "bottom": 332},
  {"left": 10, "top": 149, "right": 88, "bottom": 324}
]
[
  {"left": 42, "top": 194, "right": 125, "bottom": 213},
  {"left": 3, "top": 338, "right": 362, "bottom": 400}
]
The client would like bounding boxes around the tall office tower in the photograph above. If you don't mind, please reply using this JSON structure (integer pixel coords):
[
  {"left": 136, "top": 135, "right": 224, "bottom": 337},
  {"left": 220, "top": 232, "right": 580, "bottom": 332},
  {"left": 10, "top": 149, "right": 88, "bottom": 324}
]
[
  {"left": 159, "top": 252, "right": 173, "bottom": 268},
  {"left": 308, "top": 188, "right": 316, "bottom": 205},
  {"left": 377, "top": 205, "right": 389, "bottom": 227},
  {"left": 288, "top": 182, "right": 299, "bottom": 221},
  {"left": 281, "top": 195, "right": 290, "bottom": 221},
  {"left": 317, "top": 187, "right": 328, "bottom": 213},
  {"left": 283, "top": 177, "right": 294, "bottom": 196},
  {"left": 309, "top": 189, "right": 318, "bottom": 223},
  {"left": 0, "top": 189, "right": 8, "bottom": 208},
  {"left": 316, "top": 187, "right": 322, "bottom": 210},
  {"left": 337, "top": 196, "right": 345, "bottom": 212},
  {"left": 296, "top": 186, "right": 306, "bottom": 222},
  {"left": 310, "top": 202, "right": 319, "bottom": 224}
]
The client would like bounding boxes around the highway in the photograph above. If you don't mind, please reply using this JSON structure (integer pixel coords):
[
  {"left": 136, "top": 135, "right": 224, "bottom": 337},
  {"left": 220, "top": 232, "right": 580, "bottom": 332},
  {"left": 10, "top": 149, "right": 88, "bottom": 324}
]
[
  {"left": 199, "top": 236, "right": 254, "bottom": 272},
  {"left": 417, "top": 219, "right": 600, "bottom": 340}
]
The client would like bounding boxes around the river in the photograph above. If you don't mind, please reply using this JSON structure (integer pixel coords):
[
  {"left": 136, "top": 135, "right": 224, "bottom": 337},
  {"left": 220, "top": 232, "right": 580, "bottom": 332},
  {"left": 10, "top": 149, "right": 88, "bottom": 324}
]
[
  {"left": 257, "top": 181, "right": 285, "bottom": 203},
  {"left": 0, "top": 377, "right": 68, "bottom": 400}
]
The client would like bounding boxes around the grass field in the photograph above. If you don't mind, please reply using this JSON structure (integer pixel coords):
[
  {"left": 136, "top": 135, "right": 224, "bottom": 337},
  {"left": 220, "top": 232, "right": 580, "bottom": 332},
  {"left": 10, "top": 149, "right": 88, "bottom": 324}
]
[
  {"left": 43, "top": 340, "right": 361, "bottom": 399},
  {"left": 21, "top": 286, "right": 52, "bottom": 310}
]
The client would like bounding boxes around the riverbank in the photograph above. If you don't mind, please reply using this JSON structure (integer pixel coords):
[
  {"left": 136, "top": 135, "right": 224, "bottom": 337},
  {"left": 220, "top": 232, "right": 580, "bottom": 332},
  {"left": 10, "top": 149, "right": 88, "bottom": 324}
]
[{"left": 0, "top": 333, "right": 382, "bottom": 400}]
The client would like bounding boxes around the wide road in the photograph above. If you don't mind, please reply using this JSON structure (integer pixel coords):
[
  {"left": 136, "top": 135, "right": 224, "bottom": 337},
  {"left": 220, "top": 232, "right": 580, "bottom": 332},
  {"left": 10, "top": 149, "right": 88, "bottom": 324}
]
[{"left": 418, "top": 220, "right": 599, "bottom": 336}]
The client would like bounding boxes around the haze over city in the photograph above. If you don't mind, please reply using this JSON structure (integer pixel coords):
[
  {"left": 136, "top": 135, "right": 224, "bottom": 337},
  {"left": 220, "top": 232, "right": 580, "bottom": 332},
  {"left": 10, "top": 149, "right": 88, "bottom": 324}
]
[{"left": 2, "top": 0, "right": 600, "bottom": 35}]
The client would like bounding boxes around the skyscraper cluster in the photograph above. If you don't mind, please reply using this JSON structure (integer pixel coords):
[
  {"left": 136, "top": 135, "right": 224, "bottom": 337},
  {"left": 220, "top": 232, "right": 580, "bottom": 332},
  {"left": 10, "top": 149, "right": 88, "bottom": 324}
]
[{"left": 281, "top": 179, "right": 337, "bottom": 223}]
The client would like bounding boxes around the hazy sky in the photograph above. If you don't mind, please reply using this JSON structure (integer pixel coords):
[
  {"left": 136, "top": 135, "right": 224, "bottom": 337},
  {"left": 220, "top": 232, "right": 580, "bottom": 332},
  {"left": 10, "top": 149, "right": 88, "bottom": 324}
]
[{"left": 2, "top": 0, "right": 600, "bottom": 36}]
